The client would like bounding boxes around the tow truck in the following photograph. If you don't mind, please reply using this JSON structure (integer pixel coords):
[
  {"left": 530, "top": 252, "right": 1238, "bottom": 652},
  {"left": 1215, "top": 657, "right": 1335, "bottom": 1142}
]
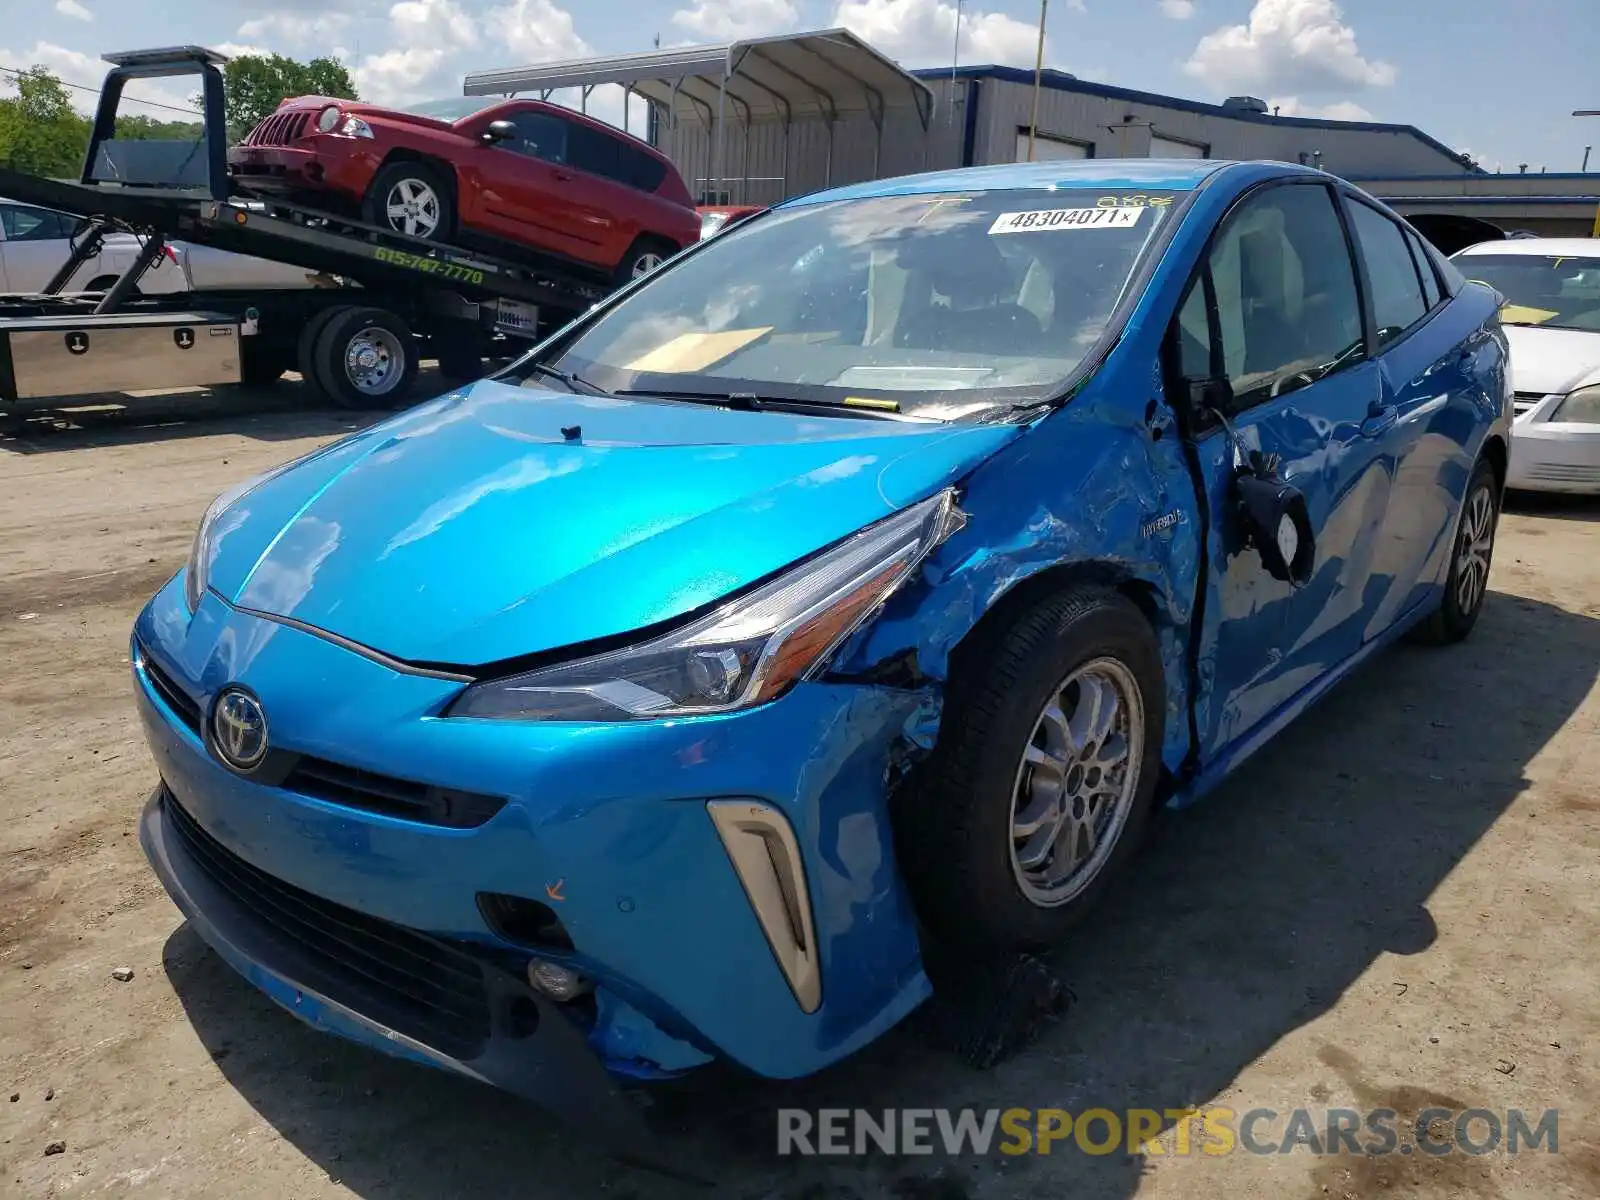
[{"left": 0, "top": 46, "right": 614, "bottom": 418}]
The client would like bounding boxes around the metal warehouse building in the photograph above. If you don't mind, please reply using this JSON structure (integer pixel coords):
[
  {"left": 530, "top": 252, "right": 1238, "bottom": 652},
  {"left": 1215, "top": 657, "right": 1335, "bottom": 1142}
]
[{"left": 465, "top": 28, "right": 1598, "bottom": 249}]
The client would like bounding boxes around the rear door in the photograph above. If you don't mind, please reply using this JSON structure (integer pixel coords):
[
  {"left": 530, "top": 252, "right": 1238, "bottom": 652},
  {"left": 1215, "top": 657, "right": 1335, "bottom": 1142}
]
[
  {"left": 1341, "top": 197, "right": 1488, "bottom": 632},
  {"left": 1172, "top": 179, "right": 1384, "bottom": 759},
  {"left": 559, "top": 121, "right": 638, "bottom": 262}
]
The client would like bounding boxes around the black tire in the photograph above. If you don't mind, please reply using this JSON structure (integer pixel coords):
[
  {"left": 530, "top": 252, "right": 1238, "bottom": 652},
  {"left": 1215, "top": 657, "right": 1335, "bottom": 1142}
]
[
  {"left": 612, "top": 237, "right": 675, "bottom": 287},
  {"left": 897, "top": 586, "right": 1166, "bottom": 954},
  {"left": 1415, "top": 456, "right": 1499, "bottom": 645},
  {"left": 311, "top": 306, "right": 419, "bottom": 410},
  {"left": 295, "top": 305, "right": 350, "bottom": 399},
  {"left": 363, "top": 161, "right": 456, "bottom": 242}
]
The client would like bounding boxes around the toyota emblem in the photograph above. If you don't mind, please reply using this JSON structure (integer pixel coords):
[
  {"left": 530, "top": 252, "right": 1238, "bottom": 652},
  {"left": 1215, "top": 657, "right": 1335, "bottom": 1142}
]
[{"left": 211, "top": 688, "right": 269, "bottom": 771}]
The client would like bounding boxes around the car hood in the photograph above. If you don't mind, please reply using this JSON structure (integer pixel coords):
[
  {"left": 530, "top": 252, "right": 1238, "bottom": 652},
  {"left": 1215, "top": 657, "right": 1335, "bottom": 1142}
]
[
  {"left": 208, "top": 380, "right": 1020, "bottom": 667},
  {"left": 1503, "top": 324, "right": 1600, "bottom": 395}
]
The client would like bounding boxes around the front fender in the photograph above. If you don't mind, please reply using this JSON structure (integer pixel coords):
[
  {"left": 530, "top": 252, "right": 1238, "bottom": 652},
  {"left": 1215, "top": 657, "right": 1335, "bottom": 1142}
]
[{"left": 834, "top": 383, "right": 1201, "bottom": 776}]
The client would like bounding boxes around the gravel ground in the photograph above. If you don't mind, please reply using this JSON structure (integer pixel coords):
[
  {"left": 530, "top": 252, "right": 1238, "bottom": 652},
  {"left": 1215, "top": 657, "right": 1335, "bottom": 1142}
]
[{"left": 2, "top": 382, "right": 1597, "bottom": 1199}]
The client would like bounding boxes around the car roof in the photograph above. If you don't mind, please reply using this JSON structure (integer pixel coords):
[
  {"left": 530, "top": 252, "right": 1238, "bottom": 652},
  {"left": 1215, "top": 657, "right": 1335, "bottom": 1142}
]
[
  {"left": 1455, "top": 237, "right": 1600, "bottom": 258},
  {"left": 780, "top": 158, "right": 1236, "bottom": 208}
]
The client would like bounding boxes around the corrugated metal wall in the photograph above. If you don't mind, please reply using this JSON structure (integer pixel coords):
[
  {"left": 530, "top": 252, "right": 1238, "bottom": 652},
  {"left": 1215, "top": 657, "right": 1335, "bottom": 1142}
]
[{"left": 655, "top": 73, "right": 1466, "bottom": 205}]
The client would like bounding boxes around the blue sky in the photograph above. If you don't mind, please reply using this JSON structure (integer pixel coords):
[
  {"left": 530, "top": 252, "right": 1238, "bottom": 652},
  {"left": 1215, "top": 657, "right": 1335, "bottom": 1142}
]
[{"left": 5, "top": 0, "right": 1596, "bottom": 175}]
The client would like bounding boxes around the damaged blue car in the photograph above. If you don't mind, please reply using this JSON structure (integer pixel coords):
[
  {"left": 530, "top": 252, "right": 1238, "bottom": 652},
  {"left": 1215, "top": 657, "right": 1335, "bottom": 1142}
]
[{"left": 133, "top": 159, "right": 1511, "bottom": 1126}]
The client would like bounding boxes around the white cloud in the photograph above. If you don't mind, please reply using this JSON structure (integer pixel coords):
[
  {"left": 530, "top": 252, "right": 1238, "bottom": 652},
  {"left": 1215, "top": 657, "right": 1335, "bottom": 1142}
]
[
  {"left": 833, "top": 0, "right": 1054, "bottom": 69},
  {"left": 214, "top": 42, "right": 275, "bottom": 60},
  {"left": 236, "top": 13, "right": 355, "bottom": 45},
  {"left": 0, "top": 40, "right": 198, "bottom": 117},
  {"left": 391, "top": 0, "right": 480, "bottom": 51},
  {"left": 671, "top": 0, "right": 798, "bottom": 41},
  {"left": 1267, "top": 95, "right": 1372, "bottom": 121},
  {"left": 1184, "top": 0, "right": 1395, "bottom": 96},
  {"left": 486, "top": 0, "right": 590, "bottom": 61},
  {"left": 53, "top": 0, "right": 92, "bottom": 21},
  {"left": 1160, "top": 0, "right": 1195, "bottom": 19}
]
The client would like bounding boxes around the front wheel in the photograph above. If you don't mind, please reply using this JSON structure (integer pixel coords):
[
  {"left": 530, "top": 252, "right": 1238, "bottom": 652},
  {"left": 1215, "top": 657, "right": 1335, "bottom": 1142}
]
[
  {"left": 1416, "top": 456, "right": 1499, "bottom": 644},
  {"left": 897, "top": 586, "right": 1166, "bottom": 954},
  {"left": 363, "top": 162, "right": 455, "bottom": 241}
]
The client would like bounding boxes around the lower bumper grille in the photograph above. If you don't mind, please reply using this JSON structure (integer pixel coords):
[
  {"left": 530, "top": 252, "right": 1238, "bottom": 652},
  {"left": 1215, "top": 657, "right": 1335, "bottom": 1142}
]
[
  {"left": 163, "top": 791, "right": 492, "bottom": 1060},
  {"left": 1523, "top": 462, "right": 1600, "bottom": 485}
]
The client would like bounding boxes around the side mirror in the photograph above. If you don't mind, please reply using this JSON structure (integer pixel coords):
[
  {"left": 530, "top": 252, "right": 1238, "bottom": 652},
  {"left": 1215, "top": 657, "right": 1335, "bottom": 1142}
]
[
  {"left": 481, "top": 120, "right": 516, "bottom": 145},
  {"left": 1235, "top": 469, "right": 1316, "bottom": 586}
]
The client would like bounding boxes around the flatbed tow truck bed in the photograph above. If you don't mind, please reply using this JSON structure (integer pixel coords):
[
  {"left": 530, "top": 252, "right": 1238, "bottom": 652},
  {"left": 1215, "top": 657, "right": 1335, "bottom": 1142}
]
[{"left": 0, "top": 45, "right": 618, "bottom": 417}]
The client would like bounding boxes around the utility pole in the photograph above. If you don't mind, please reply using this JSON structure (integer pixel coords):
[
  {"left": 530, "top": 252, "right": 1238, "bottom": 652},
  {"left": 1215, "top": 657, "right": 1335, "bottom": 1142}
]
[
  {"left": 948, "top": 0, "right": 964, "bottom": 128},
  {"left": 1026, "top": 0, "right": 1048, "bottom": 161}
]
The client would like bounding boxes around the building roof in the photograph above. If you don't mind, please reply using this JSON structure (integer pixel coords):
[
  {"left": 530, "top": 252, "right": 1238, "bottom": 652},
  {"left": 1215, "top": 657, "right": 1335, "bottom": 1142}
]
[
  {"left": 924, "top": 65, "right": 1475, "bottom": 173},
  {"left": 464, "top": 29, "right": 934, "bottom": 129},
  {"left": 782, "top": 157, "right": 1230, "bottom": 207}
]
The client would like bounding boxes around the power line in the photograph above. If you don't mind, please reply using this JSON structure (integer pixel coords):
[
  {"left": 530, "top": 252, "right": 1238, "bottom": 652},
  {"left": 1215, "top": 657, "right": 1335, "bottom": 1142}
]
[{"left": 0, "top": 62, "right": 201, "bottom": 117}]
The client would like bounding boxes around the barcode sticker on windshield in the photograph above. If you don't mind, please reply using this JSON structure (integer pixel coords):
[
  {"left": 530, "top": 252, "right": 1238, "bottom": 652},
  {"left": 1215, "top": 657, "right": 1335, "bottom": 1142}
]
[{"left": 989, "top": 206, "right": 1144, "bottom": 234}]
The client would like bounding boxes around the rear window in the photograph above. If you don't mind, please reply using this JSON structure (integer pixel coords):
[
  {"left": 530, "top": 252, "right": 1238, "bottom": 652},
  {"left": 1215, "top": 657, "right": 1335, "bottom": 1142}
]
[{"left": 567, "top": 122, "right": 666, "bottom": 192}]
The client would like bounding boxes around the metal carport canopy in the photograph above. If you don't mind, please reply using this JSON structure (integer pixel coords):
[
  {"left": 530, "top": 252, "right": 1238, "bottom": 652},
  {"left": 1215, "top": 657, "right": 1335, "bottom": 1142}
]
[{"left": 462, "top": 29, "right": 935, "bottom": 198}]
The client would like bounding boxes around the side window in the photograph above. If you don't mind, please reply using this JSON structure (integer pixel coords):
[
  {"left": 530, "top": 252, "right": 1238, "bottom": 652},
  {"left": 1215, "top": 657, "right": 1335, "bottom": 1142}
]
[
  {"left": 510, "top": 112, "right": 568, "bottom": 165},
  {"left": 1347, "top": 201, "right": 1427, "bottom": 343},
  {"left": 1, "top": 205, "right": 66, "bottom": 242},
  {"left": 620, "top": 144, "right": 666, "bottom": 192},
  {"left": 567, "top": 123, "right": 622, "bottom": 182},
  {"left": 1404, "top": 227, "right": 1442, "bottom": 309},
  {"left": 1172, "top": 279, "right": 1213, "bottom": 381},
  {"left": 1204, "top": 183, "right": 1364, "bottom": 410}
]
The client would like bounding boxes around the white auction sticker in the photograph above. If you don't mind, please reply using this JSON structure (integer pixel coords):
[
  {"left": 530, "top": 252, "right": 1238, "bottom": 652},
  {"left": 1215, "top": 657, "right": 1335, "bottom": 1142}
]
[{"left": 989, "top": 206, "right": 1144, "bottom": 234}]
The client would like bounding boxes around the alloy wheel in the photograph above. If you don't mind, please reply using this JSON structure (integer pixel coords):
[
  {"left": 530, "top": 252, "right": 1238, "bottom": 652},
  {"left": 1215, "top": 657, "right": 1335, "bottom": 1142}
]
[
  {"left": 1455, "top": 483, "right": 1495, "bottom": 615},
  {"left": 384, "top": 178, "right": 442, "bottom": 238},
  {"left": 1008, "top": 657, "right": 1145, "bottom": 908},
  {"left": 631, "top": 252, "right": 664, "bottom": 279}
]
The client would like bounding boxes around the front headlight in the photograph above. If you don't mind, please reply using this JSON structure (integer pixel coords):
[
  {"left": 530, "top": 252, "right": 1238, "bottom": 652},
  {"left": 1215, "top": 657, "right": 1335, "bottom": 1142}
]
[
  {"left": 337, "top": 115, "right": 374, "bottom": 140},
  {"left": 1553, "top": 384, "right": 1600, "bottom": 423},
  {"left": 183, "top": 469, "right": 285, "bottom": 612},
  {"left": 450, "top": 489, "right": 964, "bottom": 721}
]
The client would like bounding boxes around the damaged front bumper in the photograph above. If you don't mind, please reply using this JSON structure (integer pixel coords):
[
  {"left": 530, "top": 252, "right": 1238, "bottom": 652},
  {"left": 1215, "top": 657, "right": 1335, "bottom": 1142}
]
[
  {"left": 141, "top": 784, "right": 668, "bottom": 1159},
  {"left": 132, "top": 571, "right": 936, "bottom": 1107}
]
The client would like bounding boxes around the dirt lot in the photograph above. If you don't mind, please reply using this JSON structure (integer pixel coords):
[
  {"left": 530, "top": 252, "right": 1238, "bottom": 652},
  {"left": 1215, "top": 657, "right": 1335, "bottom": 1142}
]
[{"left": 1, "top": 382, "right": 1597, "bottom": 1200}]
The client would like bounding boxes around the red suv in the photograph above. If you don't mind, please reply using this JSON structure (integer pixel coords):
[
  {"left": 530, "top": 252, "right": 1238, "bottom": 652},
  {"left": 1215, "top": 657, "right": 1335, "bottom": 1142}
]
[{"left": 228, "top": 96, "right": 701, "bottom": 283}]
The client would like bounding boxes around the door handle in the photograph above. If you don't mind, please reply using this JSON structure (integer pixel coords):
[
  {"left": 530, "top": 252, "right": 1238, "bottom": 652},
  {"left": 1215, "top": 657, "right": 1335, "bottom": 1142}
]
[
  {"left": 552, "top": 170, "right": 573, "bottom": 182},
  {"left": 1361, "top": 402, "right": 1398, "bottom": 439}
]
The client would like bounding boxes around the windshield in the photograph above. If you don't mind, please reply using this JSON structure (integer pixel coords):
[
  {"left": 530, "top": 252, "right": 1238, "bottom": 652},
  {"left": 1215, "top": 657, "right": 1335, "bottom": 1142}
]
[
  {"left": 535, "top": 188, "right": 1179, "bottom": 420},
  {"left": 1456, "top": 253, "right": 1600, "bottom": 330},
  {"left": 400, "top": 96, "right": 502, "bottom": 121}
]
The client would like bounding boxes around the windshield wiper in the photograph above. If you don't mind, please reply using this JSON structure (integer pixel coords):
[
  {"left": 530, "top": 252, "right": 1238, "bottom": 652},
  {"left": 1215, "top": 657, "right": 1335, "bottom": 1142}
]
[
  {"left": 613, "top": 388, "right": 922, "bottom": 420},
  {"left": 612, "top": 387, "right": 767, "bottom": 410},
  {"left": 526, "top": 361, "right": 607, "bottom": 395}
]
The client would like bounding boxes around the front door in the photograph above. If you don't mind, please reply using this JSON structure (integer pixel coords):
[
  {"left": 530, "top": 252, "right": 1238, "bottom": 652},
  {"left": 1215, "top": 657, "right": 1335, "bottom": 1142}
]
[
  {"left": 1172, "top": 179, "right": 1386, "bottom": 760},
  {"left": 471, "top": 109, "right": 585, "bottom": 256}
]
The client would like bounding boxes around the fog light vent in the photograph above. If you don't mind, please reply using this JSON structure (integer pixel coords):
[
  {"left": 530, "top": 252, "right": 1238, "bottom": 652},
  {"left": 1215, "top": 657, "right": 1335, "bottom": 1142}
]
[{"left": 706, "top": 800, "right": 821, "bottom": 1014}]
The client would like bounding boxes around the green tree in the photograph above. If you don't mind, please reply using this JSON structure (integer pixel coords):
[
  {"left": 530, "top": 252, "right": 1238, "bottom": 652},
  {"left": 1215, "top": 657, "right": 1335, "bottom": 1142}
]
[
  {"left": 222, "top": 55, "right": 358, "bottom": 140},
  {"left": 0, "top": 67, "right": 90, "bottom": 178},
  {"left": 114, "top": 114, "right": 205, "bottom": 142}
]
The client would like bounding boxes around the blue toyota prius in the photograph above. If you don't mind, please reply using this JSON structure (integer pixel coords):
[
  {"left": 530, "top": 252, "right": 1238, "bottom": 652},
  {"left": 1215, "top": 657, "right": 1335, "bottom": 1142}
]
[{"left": 133, "top": 160, "right": 1510, "bottom": 1129}]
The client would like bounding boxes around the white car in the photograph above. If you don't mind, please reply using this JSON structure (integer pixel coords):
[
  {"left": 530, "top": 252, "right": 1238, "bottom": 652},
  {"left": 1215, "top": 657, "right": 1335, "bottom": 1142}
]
[
  {"left": 1454, "top": 237, "right": 1600, "bottom": 493},
  {"left": 0, "top": 198, "right": 319, "bottom": 297}
]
